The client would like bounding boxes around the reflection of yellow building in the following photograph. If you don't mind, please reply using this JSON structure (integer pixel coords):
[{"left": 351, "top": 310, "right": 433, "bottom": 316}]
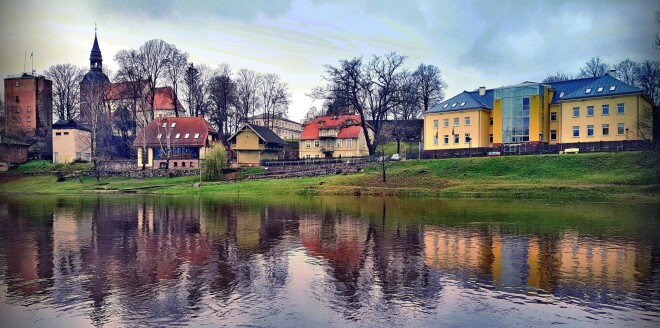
[{"left": 423, "top": 74, "right": 653, "bottom": 151}]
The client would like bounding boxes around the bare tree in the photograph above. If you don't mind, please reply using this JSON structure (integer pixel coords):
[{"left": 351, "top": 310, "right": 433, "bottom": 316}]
[
  {"left": 45, "top": 64, "right": 86, "bottom": 121},
  {"left": 165, "top": 47, "right": 188, "bottom": 117},
  {"left": 655, "top": 10, "right": 660, "bottom": 50},
  {"left": 635, "top": 60, "right": 660, "bottom": 105},
  {"left": 614, "top": 59, "right": 640, "bottom": 86},
  {"left": 235, "top": 68, "right": 261, "bottom": 123},
  {"left": 303, "top": 106, "right": 322, "bottom": 123},
  {"left": 115, "top": 49, "right": 148, "bottom": 133},
  {"left": 258, "top": 73, "right": 290, "bottom": 129},
  {"left": 207, "top": 64, "right": 238, "bottom": 138},
  {"left": 80, "top": 80, "right": 112, "bottom": 181},
  {"left": 413, "top": 63, "right": 446, "bottom": 113},
  {"left": 139, "top": 39, "right": 174, "bottom": 121},
  {"left": 542, "top": 71, "right": 574, "bottom": 83},
  {"left": 183, "top": 63, "right": 211, "bottom": 117},
  {"left": 578, "top": 56, "right": 610, "bottom": 78}
]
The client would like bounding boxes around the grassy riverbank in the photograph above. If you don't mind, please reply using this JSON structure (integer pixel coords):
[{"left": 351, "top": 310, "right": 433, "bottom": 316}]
[{"left": 1, "top": 152, "right": 658, "bottom": 202}]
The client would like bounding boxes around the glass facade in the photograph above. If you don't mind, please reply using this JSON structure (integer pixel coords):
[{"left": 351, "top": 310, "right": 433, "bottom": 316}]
[{"left": 495, "top": 84, "right": 544, "bottom": 144}]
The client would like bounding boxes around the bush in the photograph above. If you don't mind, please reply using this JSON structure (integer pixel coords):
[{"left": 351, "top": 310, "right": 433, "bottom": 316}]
[{"left": 203, "top": 143, "right": 228, "bottom": 181}]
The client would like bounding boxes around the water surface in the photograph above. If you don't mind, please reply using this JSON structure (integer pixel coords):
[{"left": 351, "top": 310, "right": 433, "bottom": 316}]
[{"left": 0, "top": 195, "right": 658, "bottom": 327}]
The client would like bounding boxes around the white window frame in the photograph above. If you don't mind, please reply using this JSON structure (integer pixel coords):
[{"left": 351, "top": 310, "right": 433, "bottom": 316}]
[{"left": 464, "top": 117, "right": 470, "bottom": 126}]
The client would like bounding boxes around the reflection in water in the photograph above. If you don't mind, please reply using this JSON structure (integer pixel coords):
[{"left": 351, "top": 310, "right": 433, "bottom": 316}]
[{"left": 0, "top": 196, "right": 658, "bottom": 327}]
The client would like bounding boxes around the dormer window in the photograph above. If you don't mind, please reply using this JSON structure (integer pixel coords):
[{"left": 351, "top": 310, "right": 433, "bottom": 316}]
[
  {"left": 610, "top": 86, "right": 616, "bottom": 91},
  {"left": 175, "top": 133, "right": 180, "bottom": 138},
  {"left": 451, "top": 103, "right": 457, "bottom": 107},
  {"left": 597, "top": 87, "right": 603, "bottom": 92},
  {"left": 171, "top": 122, "right": 176, "bottom": 128},
  {"left": 460, "top": 102, "right": 465, "bottom": 107},
  {"left": 184, "top": 133, "right": 190, "bottom": 138},
  {"left": 559, "top": 92, "right": 564, "bottom": 98},
  {"left": 157, "top": 133, "right": 162, "bottom": 139},
  {"left": 317, "top": 120, "right": 324, "bottom": 126},
  {"left": 443, "top": 104, "right": 448, "bottom": 108},
  {"left": 194, "top": 133, "right": 200, "bottom": 138},
  {"left": 162, "top": 122, "right": 167, "bottom": 128},
  {"left": 585, "top": 88, "right": 591, "bottom": 94}
]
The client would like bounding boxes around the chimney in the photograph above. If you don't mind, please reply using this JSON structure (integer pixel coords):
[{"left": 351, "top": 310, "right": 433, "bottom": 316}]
[
  {"left": 608, "top": 69, "right": 616, "bottom": 76},
  {"left": 478, "top": 86, "right": 486, "bottom": 96}
]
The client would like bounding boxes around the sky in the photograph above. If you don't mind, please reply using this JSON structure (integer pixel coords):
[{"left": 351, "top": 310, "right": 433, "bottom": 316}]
[{"left": 1, "top": 0, "right": 658, "bottom": 121}]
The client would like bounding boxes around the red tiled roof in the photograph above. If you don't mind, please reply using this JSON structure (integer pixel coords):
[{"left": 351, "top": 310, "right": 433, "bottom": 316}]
[
  {"left": 152, "top": 87, "right": 185, "bottom": 112},
  {"left": 104, "top": 82, "right": 185, "bottom": 112},
  {"left": 133, "top": 116, "right": 217, "bottom": 148},
  {"left": 300, "top": 114, "right": 362, "bottom": 140}
]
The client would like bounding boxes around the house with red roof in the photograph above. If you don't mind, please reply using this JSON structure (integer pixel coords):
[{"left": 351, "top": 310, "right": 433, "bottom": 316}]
[
  {"left": 299, "top": 114, "right": 373, "bottom": 159},
  {"left": 133, "top": 116, "right": 217, "bottom": 169}
]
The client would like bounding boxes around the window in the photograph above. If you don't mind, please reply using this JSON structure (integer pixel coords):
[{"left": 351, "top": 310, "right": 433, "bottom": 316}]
[
  {"left": 573, "top": 126, "right": 579, "bottom": 137},
  {"left": 559, "top": 91, "right": 565, "bottom": 98},
  {"left": 489, "top": 134, "right": 493, "bottom": 143},
  {"left": 194, "top": 133, "right": 199, "bottom": 138},
  {"left": 464, "top": 133, "right": 471, "bottom": 143},
  {"left": 174, "top": 162, "right": 178, "bottom": 167},
  {"left": 617, "top": 103, "right": 624, "bottom": 114},
  {"left": 550, "top": 112, "right": 557, "bottom": 121},
  {"left": 346, "top": 153, "right": 352, "bottom": 157},
  {"left": 182, "top": 162, "right": 186, "bottom": 167},
  {"left": 443, "top": 119, "right": 449, "bottom": 127},
  {"left": 460, "top": 102, "right": 465, "bottom": 107},
  {"left": 15, "top": 81, "right": 19, "bottom": 87},
  {"left": 433, "top": 135, "right": 438, "bottom": 145},
  {"left": 587, "top": 106, "right": 594, "bottom": 116},
  {"left": 522, "top": 97, "right": 530, "bottom": 112},
  {"left": 26, "top": 116, "right": 31, "bottom": 123},
  {"left": 305, "top": 154, "right": 311, "bottom": 159},
  {"left": 336, "top": 139, "right": 342, "bottom": 147},
  {"left": 157, "top": 133, "right": 162, "bottom": 139},
  {"left": 451, "top": 103, "right": 457, "bottom": 107},
  {"left": 443, "top": 104, "right": 448, "bottom": 108},
  {"left": 347, "top": 139, "right": 353, "bottom": 147},
  {"left": 321, "top": 129, "right": 326, "bottom": 136},
  {"left": 171, "top": 123, "right": 176, "bottom": 128},
  {"left": 433, "top": 119, "right": 438, "bottom": 128},
  {"left": 617, "top": 123, "right": 625, "bottom": 135},
  {"left": 76, "top": 152, "right": 82, "bottom": 159},
  {"left": 304, "top": 140, "right": 311, "bottom": 148},
  {"left": 602, "top": 124, "right": 609, "bottom": 136},
  {"left": 15, "top": 108, "right": 21, "bottom": 113},
  {"left": 85, "top": 153, "right": 90, "bottom": 161},
  {"left": 55, "top": 132, "right": 61, "bottom": 136},
  {"left": 162, "top": 122, "right": 167, "bottom": 127},
  {"left": 550, "top": 130, "right": 557, "bottom": 140},
  {"left": 573, "top": 107, "right": 580, "bottom": 117},
  {"left": 585, "top": 88, "right": 591, "bottom": 94},
  {"left": 63, "top": 132, "right": 69, "bottom": 135},
  {"left": 587, "top": 125, "right": 594, "bottom": 137},
  {"left": 489, "top": 117, "right": 493, "bottom": 126},
  {"left": 314, "top": 140, "right": 320, "bottom": 148},
  {"left": 443, "top": 135, "right": 449, "bottom": 144},
  {"left": 175, "top": 133, "right": 180, "bottom": 138},
  {"left": 610, "top": 86, "right": 616, "bottom": 91},
  {"left": 27, "top": 106, "right": 31, "bottom": 113},
  {"left": 314, "top": 154, "right": 320, "bottom": 158},
  {"left": 454, "top": 134, "right": 459, "bottom": 144},
  {"left": 597, "top": 87, "right": 603, "bottom": 93},
  {"left": 464, "top": 117, "right": 470, "bottom": 126},
  {"left": 454, "top": 118, "right": 459, "bottom": 126},
  {"left": 602, "top": 104, "right": 609, "bottom": 115},
  {"left": 184, "top": 133, "right": 190, "bottom": 138},
  {"left": 15, "top": 96, "right": 19, "bottom": 102}
]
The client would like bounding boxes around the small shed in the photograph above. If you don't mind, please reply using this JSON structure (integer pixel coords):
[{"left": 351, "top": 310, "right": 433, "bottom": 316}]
[
  {"left": 0, "top": 135, "right": 30, "bottom": 171},
  {"left": 229, "top": 123, "right": 285, "bottom": 166}
]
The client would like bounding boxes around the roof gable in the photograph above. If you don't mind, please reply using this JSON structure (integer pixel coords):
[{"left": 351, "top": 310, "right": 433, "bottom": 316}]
[{"left": 229, "top": 123, "right": 285, "bottom": 145}]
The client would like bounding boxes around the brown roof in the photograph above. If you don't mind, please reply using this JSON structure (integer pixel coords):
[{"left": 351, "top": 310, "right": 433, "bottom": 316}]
[
  {"left": 300, "top": 114, "right": 364, "bottom": 140},
  {"left": 105, "top": 82, "right": 185, "bottom": 112},
  {"left": 133, "top": 117, "right": 217, "bottom": 148}
]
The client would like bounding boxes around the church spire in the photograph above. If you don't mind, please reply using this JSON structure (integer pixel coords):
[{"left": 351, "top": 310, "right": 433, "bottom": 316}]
[{"left": 90, "top": 24, "right": 103, "bottom": 71}]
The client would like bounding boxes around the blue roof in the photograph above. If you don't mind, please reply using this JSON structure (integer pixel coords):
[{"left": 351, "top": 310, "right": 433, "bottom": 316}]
[
  {"left": 424, "top": 89, "right": 494, "bottom": 114},
  {"left": 559, "top": 74, "right": 640, "bottom": 101},
  {"left": 425, "top": 74, "right": 641, "bottom": 115}
]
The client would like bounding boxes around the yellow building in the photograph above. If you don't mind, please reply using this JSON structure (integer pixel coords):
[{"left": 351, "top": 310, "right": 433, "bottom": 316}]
[
  {"left": 299, "top": 114, "right": 373, "bottom": 159},
  {"left": 228, "top": 123, "right": 285, "bottom": 166},
  {"left": 423, "top": 74, "right": 653, "bottom": 152},
  {"left": 52, "top": 120, "right": 91, "bottom": 163}
]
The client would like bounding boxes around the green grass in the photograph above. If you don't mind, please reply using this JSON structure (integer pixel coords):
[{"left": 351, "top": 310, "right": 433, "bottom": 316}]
[
  {"left": 380, "top": 141, "right": 420, "bottom": 156},
  {"left": 12, "top": 160, "right": 93, "bottom": 173},
  {"left": 2, "top": 152, "right": 658, "bottom": 202}
]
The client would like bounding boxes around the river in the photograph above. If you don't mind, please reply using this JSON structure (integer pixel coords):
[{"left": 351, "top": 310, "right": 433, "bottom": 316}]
[{"left": 0, "top": 195, "right": 658, "bottom": 327}]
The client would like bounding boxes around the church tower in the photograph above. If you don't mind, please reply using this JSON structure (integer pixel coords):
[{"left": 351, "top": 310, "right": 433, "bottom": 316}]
[{"left": 81, "top": 27, "right": 110, "bottom": 84}]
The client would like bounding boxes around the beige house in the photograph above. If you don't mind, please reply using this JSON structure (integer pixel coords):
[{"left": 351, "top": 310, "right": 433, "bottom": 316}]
[
  {"left": 299, "top": 114, "right": 372, "bottom": 159},
  {"left": 228, "top": 123, "right": 285, "bottom": 166},
  {"left": 248, "top": 114, "right": 303, "bottom": 140},
  {"left": 52, "top": 120, "right": 91, "bottom": 163}
]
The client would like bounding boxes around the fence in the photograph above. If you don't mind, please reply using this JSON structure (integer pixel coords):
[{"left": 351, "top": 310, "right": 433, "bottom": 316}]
[
  {"left": 422, "top": 140, "right": 653, "bottom": 159},
  {"left": 261, "top": 156, "right": 377, "bottom": 167}
]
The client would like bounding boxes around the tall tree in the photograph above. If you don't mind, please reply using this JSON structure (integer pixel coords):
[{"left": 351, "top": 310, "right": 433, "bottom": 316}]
[
  {"left": 614, "top": 59, "right": 640, "bottom": 86},
  {"left": 235, "top": 68, "right": 261, "bottom": 123},
  {"left": 635, "top": 60, "right": 660, "bottom": 105},
  {"left": 207, "top": 64, "right": 238, "bottom": 138},
  {"left": 138, "top": 39, "right": 174, "bottom": 121},
  {"left": 542, "top": 71, "right": 573, "bottom": 83},
  {"left": 183, "top": 63, "right": 210, "bottom": 117},
  {"left": 578, "top": 56, "right": 610, "bottom": 78},
  {"left": 165, "top": 47, "right": 188, "bottom": 117},
  {"left": 45, "top": 64, "right": 86, "bottom": 121},
  {"left": 79, "top": 80, "right": 112, "bottom": 180},
  {"left": 413, "top": 63, "right": 446, "bottom": 113},
  {"left": 258, "top": 73, "right": 290, "bottom": 129},
  {"left": 655, "top": 10, "right": 660, "bottom": 50}
]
